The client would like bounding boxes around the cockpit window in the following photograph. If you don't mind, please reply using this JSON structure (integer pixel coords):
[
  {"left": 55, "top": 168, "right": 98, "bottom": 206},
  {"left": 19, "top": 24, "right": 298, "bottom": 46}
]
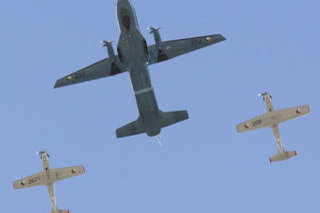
[{"left": 122, "top": 15, "right": 131, "bottom": 30}]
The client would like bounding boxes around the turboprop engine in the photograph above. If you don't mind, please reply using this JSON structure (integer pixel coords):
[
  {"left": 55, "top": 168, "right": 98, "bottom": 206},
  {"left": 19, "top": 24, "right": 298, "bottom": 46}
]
[
  {"left": 148, "top": 27, "right": 168, "bottom": 62},
  {"left": 148, "top": 27, "right": 162, "bottom": 50},
  {"left": 101, "top": 40, "right": 121, "bottom": 76}
]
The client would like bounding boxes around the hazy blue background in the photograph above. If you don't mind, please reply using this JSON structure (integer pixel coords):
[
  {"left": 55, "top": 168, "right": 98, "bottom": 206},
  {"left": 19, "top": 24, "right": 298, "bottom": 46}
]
[{"left": 1, "top": 0, "right": 319, "bottom": 212}]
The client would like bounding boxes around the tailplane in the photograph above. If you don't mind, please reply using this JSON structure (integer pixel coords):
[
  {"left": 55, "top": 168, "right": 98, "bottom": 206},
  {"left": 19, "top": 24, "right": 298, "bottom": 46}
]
[
  {"left": 116, "top": 117, "right": 145, "bottom": 138},
  {"left": 116, "top": 110, "right": 189, "bottom": 138},
  {"left": 51, "top": 208, "right": 69, "bottom": 213},
  {"left": 54, "top": 209, "right": 69, "bottom": 213},
  {"left": 159, "top": 110, "right": 189, "bottom": 128},
  {"left": 269, "top": 150, "right": 297, "bottom": 163}
]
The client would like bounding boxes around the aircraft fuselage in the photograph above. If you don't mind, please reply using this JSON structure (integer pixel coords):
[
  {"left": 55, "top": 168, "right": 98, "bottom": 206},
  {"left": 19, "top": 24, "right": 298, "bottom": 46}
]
[
  {"left": 116, "top": 0, "right": 161, "bottom": 136},
  {"left": 41, "top": 153, "right": 58, "bottom": 212}
]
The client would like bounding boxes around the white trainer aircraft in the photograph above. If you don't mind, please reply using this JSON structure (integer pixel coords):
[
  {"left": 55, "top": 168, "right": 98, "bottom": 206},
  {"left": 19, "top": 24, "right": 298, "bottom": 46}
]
[
  {"left": 13, "top": 151, "right": 85, "bottom": 213},
  {"left": 236, "top": 92, "right": 310, "bottom": 162}
]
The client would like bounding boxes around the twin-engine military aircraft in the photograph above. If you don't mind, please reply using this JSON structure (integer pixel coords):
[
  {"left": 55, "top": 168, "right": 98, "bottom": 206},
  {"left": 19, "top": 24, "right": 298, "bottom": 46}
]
[
  {"left": 54, "top": 0, "right": 226, "bottom": 138},
  {"left": 13, "top": 151, "right": 85, "bottom": 213},
  {"left": 236, "top": 92, "right": 310, "bottom": 162}
]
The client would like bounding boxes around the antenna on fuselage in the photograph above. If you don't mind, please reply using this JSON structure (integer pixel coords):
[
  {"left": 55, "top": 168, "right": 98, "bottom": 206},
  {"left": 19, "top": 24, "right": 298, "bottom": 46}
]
[{"left": 157, "top": 135, "right": 162, "bottom": 146}]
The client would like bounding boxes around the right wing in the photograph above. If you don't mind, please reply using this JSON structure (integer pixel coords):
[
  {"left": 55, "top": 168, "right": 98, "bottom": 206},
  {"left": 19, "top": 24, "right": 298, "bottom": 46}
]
[
  {"left": 276, "top": 105, "right": 310, "bottom": 123},
  {"left": 236, "top": 113, "right": 273, "bottom": 133},
  {"left": 13, "top": 172, "right": 46, "bottom": 190},
  {"left": 50, "top": 165, "right": 85, "bottom": 183},
  {"left": 54, "top": 57, "right": 127, "bottom": 88},
  {"left": 148, "top": 34, "right": 226, "bottom": 65}
]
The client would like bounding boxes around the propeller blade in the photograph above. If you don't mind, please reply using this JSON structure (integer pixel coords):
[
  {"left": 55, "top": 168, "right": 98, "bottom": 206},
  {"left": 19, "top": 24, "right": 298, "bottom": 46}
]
[
  {"left": 100, "top": 40, "right": 113, "bottom": 48},
  {"left": 147, "top": 27, "right": 161, "bottom": 34},
  {"left": 35, "top": 150, "right": 45, "bottom": 156}
]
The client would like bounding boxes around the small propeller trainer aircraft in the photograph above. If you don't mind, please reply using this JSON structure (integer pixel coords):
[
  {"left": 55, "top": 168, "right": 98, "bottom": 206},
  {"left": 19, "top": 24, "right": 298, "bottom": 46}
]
[
  {"left": 236, "top": 92, "right": 310, "bottom": 163},
  {"left": 13, "top": 151, "right": 85, "bottom": 213},
  {"left": 54, "top": 0, "right": 225, "bottom": 138}
]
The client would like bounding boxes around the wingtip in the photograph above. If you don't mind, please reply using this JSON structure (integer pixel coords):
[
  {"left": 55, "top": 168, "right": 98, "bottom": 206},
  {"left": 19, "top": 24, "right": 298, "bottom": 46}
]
[{"left": 54, "top": 79, "right": 61, "bottom": 88}]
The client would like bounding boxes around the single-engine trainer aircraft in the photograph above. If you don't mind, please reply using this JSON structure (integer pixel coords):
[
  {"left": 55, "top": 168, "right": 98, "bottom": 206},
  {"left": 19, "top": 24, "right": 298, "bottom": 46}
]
[
  {"left": 54, "top": 0, "right": 226, "bottom": 138},
  {"left": 236, "top": 92, "right": 310, "bottom": 163},
  {"left": 13, "top": 151, "right": 85, "bottom": 213}
]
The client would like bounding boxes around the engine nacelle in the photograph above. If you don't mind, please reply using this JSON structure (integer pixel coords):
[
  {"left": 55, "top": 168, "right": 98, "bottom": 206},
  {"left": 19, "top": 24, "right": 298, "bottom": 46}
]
[
  {"left": 148, "top": 27, "right": 162, "bottom": 50},
  {"left": 148, "top": 27, "right": 168, "bottom": 62},
  {"left": 102, "top": 40, "right": 122, "bottom": 75},
  {"left": 102, "top": 41, "right": 116, "bottom": 66}
]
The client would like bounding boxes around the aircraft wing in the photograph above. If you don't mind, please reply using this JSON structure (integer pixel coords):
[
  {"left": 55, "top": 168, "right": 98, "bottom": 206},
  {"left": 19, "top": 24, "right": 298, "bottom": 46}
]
[
  {"left": 54, "top": 57, "right": 127, "bottom": 88},
  {"left": 50, "top": 165, "right": 85, "bottom": 183},
  {"left": 276, "top": 105, "right": 310, "bottom": 123},
  {"left": 13, "top": 172, "right": 46, "bottom": 190},
  {"left": 54, "top": 34, "right": 225, "bottom": 88},
  {"left": 148, "top": 34, "right": 226, "bottom": 64},
  {"left": 236, "top": 113, "right": 273, "bottom": 133}
]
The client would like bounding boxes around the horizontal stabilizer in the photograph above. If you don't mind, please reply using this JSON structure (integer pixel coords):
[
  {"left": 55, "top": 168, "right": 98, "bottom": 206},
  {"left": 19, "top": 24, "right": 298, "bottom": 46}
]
[
  {"left": 116, "top": 110, "right": 188, "bottom": 138},
  {"left": 269, "top": 150, "right": 297, "bottom": 163},
  {"left": 52, "top": 209, "right": 69, "bottom": 213},
  {"left": 160, "top": 110, "right": 189, "bottom": 128},
  {"left": 116, "top": 117, "right": 144, "bottom": 138}
]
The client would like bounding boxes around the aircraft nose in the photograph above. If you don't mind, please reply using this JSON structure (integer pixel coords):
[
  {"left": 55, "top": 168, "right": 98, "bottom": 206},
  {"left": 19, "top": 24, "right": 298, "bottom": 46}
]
[{"left": 117, "top": 0, "right": 129, "bottom": 7}]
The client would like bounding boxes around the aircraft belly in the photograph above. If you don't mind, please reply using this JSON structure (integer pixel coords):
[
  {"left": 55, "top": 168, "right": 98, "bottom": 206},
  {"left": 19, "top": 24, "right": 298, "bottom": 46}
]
[
  {"left": 129, "top": 64, "right": 159, "bottom": 115},
  {"left": 46, "top": 184, "right": 57, "bottom": 210}
]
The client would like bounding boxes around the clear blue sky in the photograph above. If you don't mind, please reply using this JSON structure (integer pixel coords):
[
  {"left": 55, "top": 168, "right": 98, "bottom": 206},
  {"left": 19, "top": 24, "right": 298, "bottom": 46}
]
[{"left": 1, "top": 0, "right": 319, "bottom": 212}]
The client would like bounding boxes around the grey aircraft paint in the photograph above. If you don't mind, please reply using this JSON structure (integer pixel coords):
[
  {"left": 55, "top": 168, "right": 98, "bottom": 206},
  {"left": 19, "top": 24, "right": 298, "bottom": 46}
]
[
  {"left": 54, "top": 0, "right": 226, "bottom": 138},
  {"left": 116, "top": 0, "right": 163, "bottom": 137}
]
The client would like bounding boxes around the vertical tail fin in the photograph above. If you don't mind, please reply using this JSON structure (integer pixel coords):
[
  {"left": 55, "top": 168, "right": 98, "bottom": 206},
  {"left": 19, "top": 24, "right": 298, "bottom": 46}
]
[{"left": 269, "top": 150, "right": 297, "bottom": 163}]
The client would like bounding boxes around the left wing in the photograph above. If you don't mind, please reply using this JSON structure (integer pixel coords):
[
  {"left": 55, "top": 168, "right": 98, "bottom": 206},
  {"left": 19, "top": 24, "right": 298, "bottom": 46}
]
[
  {"left": 50, "top": 165, "right": 85, "bottom": 183},
  {"left": 236, "top": 113, "right": 273, "bottom": 133},
  {"left": 54, "top": 57, "right": 127, "bottom": 88},
  {"left": 13, "top": 172, "right": 47, "bottom": 190}
]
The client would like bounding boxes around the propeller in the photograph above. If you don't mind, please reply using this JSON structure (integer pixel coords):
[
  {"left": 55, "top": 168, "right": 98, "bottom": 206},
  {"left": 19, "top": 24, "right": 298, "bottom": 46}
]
[
  {"left": 100, "top": 40, "right": 113, "bottom": 48},
  {"left": 258, "top": 91, "right": 272, "bottom": 101},
  {"left": 258, "top": 91, "right": 268, "bottom": 97},
  {"left": 36, "top": 150, "right": 49, "bottom": 159},
  {"left": 147, "top": 27, "right": 161, "bottom": 34},
  {"left": 35, "top": 150, "right": 46, "bottom": 156}
]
